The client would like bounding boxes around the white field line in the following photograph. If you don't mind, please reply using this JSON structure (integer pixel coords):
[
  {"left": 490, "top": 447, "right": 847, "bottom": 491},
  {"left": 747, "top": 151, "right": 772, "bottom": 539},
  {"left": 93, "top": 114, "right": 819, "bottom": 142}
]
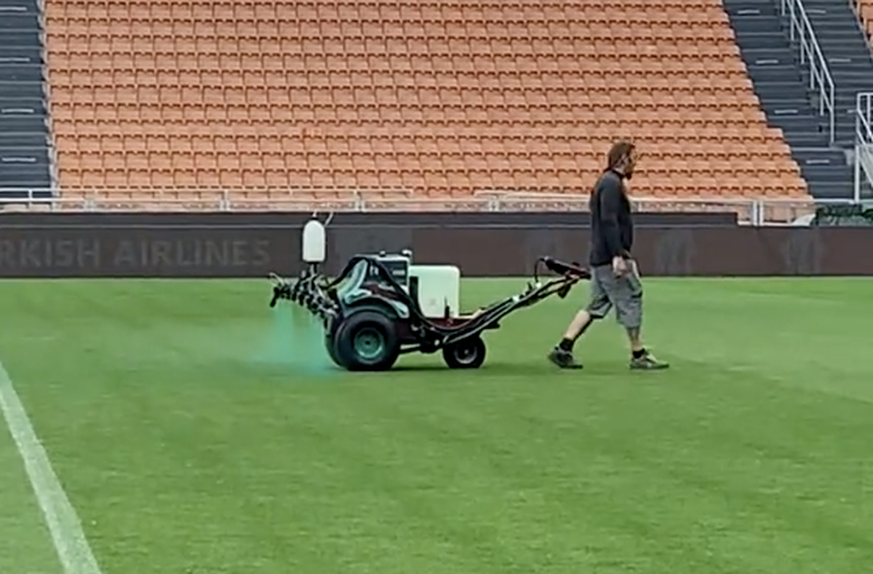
[{"left": 0, "top": 359, "right": 103, "bottom": 574}]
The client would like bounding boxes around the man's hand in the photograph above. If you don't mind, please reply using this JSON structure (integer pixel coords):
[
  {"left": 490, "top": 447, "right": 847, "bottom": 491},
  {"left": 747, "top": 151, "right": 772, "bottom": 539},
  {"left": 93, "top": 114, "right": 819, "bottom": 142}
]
[{"left": 612, "top": 255, "right": 628, "bottom": 277}]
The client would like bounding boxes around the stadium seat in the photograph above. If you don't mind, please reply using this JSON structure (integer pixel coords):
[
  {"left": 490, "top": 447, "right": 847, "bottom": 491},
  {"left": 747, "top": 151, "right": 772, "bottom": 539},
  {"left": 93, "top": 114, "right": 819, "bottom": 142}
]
[
  {"left": 855, "top": 0, "right": 873, "bottom": 44},
  {"left": 44, "top": 0, "right": 809, "bottom": 201}
]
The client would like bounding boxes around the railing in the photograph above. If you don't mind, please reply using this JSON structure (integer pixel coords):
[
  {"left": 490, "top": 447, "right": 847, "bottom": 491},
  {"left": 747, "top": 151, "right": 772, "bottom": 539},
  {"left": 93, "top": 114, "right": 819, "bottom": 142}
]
[
  {"left": 781, "top": 0, "right": 836, "bottom": 144},
  {"left": 0, "top": 188, "right": 862, "bottom": 226},
  {"left": 855, "top": 92, "right": 873, "bottom": 202}
]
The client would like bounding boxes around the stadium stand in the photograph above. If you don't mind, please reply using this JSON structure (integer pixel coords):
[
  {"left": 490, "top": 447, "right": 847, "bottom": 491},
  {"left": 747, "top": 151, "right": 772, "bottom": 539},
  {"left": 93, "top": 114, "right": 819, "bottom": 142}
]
[
  {"left": 0, "top": 0, "right": 54, "bottom": 196},
  {"left": 41, "top": 0, "right": 811, "bottom": 204}
]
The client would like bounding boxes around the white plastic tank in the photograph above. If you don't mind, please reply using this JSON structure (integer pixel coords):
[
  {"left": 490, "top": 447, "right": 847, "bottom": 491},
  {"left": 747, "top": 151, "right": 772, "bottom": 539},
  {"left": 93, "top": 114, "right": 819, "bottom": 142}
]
[
  {"left": 411, "top": 265, "right": 461, "bottom": 318},
  {"left": 302, "top": 217, "right": 326, "bottom": 263}
]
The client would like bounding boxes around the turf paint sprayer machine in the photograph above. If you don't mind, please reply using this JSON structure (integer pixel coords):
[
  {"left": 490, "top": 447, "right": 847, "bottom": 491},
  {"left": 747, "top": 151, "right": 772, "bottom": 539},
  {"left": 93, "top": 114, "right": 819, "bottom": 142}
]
[{"left": 268, "top": 216, "right": 591, "bottom": 371}]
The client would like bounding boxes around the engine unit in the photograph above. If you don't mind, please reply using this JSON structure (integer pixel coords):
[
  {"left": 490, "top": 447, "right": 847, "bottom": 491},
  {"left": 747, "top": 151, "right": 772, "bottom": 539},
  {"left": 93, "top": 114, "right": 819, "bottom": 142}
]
[{"left": 361, "top": 251, "right": 461, "bottom": 319}]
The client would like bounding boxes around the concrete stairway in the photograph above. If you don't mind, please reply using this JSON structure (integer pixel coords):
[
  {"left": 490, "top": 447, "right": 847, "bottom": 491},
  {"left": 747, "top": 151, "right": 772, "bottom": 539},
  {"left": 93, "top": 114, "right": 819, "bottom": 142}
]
[
  {"left": 795, "top": 0, "right": 873, "bottom": 147},
  {"left": 724, "top": 0, "right": 856, "bottom": 199},
  {"left": 0, "top": 0, "right": 53, "bottom": 198}
]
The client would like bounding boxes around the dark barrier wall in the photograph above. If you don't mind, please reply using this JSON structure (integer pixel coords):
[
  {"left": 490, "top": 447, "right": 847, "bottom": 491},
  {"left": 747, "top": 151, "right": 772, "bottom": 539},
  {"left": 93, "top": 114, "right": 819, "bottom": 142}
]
[
  {"left": 1, "top": 212, "right": 872, "bottom": 277},
  {"left": 0, "top": 211, "right": 737, "bottom": 227}
]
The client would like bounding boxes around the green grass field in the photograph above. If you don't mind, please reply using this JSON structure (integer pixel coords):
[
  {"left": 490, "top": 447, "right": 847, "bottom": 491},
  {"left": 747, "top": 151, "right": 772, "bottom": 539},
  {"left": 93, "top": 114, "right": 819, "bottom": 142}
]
[{"left": 0, "top": 278, "right": 871, "bottom": 574}]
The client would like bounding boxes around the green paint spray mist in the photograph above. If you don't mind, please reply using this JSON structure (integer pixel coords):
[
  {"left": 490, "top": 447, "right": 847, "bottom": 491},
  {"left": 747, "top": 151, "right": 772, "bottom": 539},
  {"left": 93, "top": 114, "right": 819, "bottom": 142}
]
[
  {"left": 253, "top": 304, "right": 335, "bottom": 375},
  {"left": 252, "top": 213, "right": 337, "bottom": 376}
]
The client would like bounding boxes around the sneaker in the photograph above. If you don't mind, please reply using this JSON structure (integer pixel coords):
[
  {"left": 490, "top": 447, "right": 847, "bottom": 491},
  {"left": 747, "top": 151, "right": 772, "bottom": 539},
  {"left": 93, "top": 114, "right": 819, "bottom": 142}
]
[
  {"left": 630, "top": 351, "right": 670, "bottom": 370},
  {"left": 548, "top": 348, "right": 583, "bottom": 369}
]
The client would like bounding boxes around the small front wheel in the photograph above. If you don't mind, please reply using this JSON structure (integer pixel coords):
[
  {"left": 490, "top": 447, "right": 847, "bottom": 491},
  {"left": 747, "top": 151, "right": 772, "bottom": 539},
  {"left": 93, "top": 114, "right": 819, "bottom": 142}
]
[{"left": 442, "top": 336, "right": 486, "bottom": 369}]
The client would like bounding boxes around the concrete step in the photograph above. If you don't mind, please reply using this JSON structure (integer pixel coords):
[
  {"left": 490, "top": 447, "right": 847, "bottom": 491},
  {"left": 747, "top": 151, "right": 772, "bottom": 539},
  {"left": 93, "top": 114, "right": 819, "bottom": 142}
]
[
  {"left": 0, "top": 167, "right": 52, "bottom": 187},
  {"left": 811, "top": 23, "right": 865, "bottom": 32},
  {"left": 762, "top": 98, "right": 817, "bottom": 110},
  {"left": 0, "top": 133, "right": 47, "bottom": 148},
  {"left": 732, "top": 31, "right": 791, "bottom": 49},
  {"left": 0, "top": 14, "right": 40, "bottom": 31},
  {"left": 2, "top": 32, "right": 43, "bottom": 48},
  {"left": 781, "top": 132, "right": 832, "bottom": 147},
  {"left": 729, "top": 16, "right": 783, "bottom": 33},
  {"left": 752, "top": 81, "right": 814, "bottom": 100},
  {"left": 723, "top": 0, "right": 779, "bottom": 14},
  {"left": 746, "top": 65, "right": 803, "bottom": 82},
  {"left": 768, "top": 115, "right": 827, "bottom": 131},
  {"left": 0, "top": 116, "right": 47, "bottom": 132},
  {"left": 0, "top": 98, "right": 47, "bottom": 116},
  {"left": 801, "top": 3, "right": 858, "bottom": 14},
  {"left": 741, "top": 46, "right": 794, "bottom": 59},
  {"left": 0, "top": 146, "right": 50, "bottom": 159},
  {"left": 0, "top": 48, "right": 43, "bottom": 65},
  {"left": 0, "top": 151, "right": 51, "bottom": 166},
  {"left": 0, "top": 64, "right": 43, "bottom": 83},
  {"left": 800, "top": 164, "right": 853, "bottom": 179},
  {"left": 0, "top": 0, "right": 39, "bottom": 7},
  {"left": 792, "top": 148, "right": 849, "bottom": 163},
  {"left": 830, "top": 68, "right": 873, "bottom": 78}
]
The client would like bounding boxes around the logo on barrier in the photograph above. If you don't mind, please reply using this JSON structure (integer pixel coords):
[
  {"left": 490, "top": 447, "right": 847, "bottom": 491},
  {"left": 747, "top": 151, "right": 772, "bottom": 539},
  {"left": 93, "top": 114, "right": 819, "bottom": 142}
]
[
  {"left": 782, "top": 229, "right": 824, "bottom": 275},
  {"left": 654, "top": 229, "right": 695, "bottom": 275},
  {"left": 0, "top": 236, "right": 272, "bottom": 276}
]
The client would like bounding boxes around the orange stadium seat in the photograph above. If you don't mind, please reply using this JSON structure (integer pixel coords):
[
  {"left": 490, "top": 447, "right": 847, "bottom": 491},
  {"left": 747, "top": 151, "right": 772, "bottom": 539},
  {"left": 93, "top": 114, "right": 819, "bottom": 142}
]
[
  {"left": 44, "top": 0, "right": 809, "bottom": 201},
  {"left": 856, "top": 0, "right": 873, "bottom": 41}
]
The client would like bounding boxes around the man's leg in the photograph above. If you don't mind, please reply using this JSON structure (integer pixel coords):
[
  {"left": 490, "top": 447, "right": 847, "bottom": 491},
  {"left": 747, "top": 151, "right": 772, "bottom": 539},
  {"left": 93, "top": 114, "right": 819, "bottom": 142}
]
[
  {"left": 548, "top": 266, "right": 611, "bottom": 369},
  {"left": 561, "top": 309, "right": 594, "bottom": 345},
  {"left": 611, "top": 260, "right": 669, "bottom": 370}
]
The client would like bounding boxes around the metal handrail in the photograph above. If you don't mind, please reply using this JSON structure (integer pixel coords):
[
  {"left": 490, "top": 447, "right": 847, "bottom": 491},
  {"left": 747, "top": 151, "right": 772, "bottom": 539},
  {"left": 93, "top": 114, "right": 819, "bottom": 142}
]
[
  {"left": 781, "top": 0, "right": 836, "bottom": 144},
  {"left": 0, "top": 190, "right": 861, "bottom": 226},
  {"left": 854, "top": 92, "right": 873, "bottom": 202}
]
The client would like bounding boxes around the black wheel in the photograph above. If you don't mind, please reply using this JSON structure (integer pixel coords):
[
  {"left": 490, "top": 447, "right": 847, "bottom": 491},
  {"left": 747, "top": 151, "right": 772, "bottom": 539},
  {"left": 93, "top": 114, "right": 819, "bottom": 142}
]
[
  {"left": 333, "top": 310, "right": 400, "bottom": 371},
  {"left": 324, "top": 333, "right": 345, "bottom": 368},
  {"left": 442, "top": 336, "right": 486, "bottom": 369},
  {"left": 324, "top": 319, "right": 345, "bottom": 368}
]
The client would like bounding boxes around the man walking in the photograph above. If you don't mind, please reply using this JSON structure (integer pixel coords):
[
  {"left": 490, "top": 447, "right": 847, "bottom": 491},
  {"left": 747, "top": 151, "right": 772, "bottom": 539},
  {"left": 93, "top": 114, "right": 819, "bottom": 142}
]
[{"left": 548, "top": 140, "right": 669, "bottom": 370}]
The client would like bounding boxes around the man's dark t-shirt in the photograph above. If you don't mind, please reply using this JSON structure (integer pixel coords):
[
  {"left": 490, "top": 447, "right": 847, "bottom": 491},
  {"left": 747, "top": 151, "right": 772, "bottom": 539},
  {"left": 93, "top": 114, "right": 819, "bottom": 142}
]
[{"left": 589, "top": 170, "right": 633, "bottom": 267}]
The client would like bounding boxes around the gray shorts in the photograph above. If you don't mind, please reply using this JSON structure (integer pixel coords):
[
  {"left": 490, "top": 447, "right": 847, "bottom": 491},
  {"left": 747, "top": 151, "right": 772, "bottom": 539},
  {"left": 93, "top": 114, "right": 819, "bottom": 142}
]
[{"left": 586, "top": 260, "right": 643, "bottom": 329}]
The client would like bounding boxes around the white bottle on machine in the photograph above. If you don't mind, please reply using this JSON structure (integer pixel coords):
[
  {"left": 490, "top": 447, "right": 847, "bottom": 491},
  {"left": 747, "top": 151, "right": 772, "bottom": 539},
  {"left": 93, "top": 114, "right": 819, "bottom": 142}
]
[{"left": 301, "top": 215, "right": 326, "bottom": 273}]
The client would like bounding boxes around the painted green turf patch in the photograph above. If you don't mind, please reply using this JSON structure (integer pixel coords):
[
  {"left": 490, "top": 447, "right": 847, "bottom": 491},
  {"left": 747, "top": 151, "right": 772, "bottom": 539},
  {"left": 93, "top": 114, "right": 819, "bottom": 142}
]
[{"left": 0, "top": 278, "right": 871, "bottom": 573}]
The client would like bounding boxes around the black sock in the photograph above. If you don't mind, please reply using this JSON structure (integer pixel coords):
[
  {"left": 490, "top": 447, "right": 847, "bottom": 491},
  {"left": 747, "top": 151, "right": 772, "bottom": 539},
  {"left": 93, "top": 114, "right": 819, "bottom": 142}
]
[
  {"left": 632, "top": 348, "right": 647, "bottom": 359},
  {"left": 558, "top": 338, "right": 574, "bottom": 352}
]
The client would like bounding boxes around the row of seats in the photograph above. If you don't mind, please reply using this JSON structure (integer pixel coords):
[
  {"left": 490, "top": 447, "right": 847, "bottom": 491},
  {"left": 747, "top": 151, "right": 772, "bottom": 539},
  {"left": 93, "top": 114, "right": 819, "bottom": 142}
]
[
  {"left": 48, "top": 87, "right": 767, "bottom": 103},
  {"left": 44, "top": 0, "right": 809, "bottom": 199},
  {"left": 49, "top": 21, "right": 732, "bottom": 39},
  {"left": 50, "top": 107, "right": 770, "bottom": 127},
  {"left": 56, "top": 169, "right": 804, "bottom": 197},
  {"left": 48, "top": 73, "right": 750, "bottom": 95},
  {"left": 46, "top": 2, "right": 729, "bottom": 23},
  {"left": 55, "top": 130, "right": 791, "bottom": 158},
  {"left": 55, "top": 133, "right": 791, "bottom": 158},
  {"left": 52, "top": 122, "right": 791, "bottom": 150},
  {"left": 48, "top": 42, "right": 740, "bottom": 63},
  {"left": 48, "top": 67, "right": 750, "bottom": 84},
  {"left": 52, "top": 83, "right": 757, "bottom": 102},
  {"left": 47, "top": 52, "right": 746, "bottom": 69},
  {"left": 49, "top": 40, "right": 739, "bottom": 60},
  {"left": 57, "top": 153, "right": 798, "bottom": 179}
]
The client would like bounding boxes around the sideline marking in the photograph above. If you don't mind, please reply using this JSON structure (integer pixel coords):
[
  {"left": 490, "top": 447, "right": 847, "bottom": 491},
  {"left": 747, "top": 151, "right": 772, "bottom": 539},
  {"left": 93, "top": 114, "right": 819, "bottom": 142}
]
[{"left": 0, "top": 359, "right": 103, "bottom": 574}]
